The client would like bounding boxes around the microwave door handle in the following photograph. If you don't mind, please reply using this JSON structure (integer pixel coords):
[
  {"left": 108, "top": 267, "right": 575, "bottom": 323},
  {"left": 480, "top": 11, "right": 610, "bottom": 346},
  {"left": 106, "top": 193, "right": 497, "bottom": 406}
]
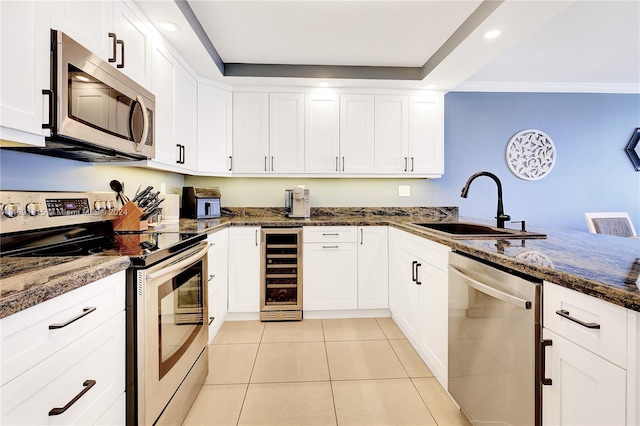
[
  {"left": 131, "top": 95, "right": 149, "bottom": 152},
  {"left": 146, "top": 243, "right": 209, "bottom": 283}
]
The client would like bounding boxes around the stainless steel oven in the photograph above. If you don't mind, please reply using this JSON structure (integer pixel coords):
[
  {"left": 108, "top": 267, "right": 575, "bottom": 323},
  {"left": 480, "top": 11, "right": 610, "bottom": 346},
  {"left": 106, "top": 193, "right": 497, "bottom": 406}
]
[{"left": 135, "top": 241, "right": 208, "bottom": 426}]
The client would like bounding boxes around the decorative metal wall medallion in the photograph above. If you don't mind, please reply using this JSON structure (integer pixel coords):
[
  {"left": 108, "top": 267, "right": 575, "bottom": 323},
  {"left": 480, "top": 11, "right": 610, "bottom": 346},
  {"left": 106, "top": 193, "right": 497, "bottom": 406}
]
[{"left": 506, "top": 129, "right": 556, "bottom": 181}]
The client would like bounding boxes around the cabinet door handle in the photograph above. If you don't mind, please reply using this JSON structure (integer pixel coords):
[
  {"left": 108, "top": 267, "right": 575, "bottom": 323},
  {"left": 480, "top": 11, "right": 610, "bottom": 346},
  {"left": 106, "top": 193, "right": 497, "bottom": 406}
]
[
  {"left": 49, "top": 306, "right": 96, "bottom": 329},
  {"left": 208, "top": 274, "right": 215, "bottom": 282},
  {"left": 181, "top": 145, "right": 186, "bottom": 164},
  {"left": 541, "top": 339, "right": 553, "bottom": 385},
  {"left": 404, "top": 157, "right": 408, "bottom": 172},
  {"left": 176, "top": 144, "right": 182, "bottom": 164},
  {"left": 411, "top": 260, "right": 417, "bottom": 282},
  {"left": 264, "top": 156, "right": 268, "bottom": 172},
  {"left": 411, "top": 157, "right": 415, "bottom": 172},
  {"left": 228, "top": 156, "right": 233, "bottom": 171},
  {"left": 555, "top": 309, "right": 601, "bottom": 329},
  {"left": 108, "top": 32, "right": 117, "bottom": 63},
  {"left": 255, "top": 229, "right": 258, "bottom": 246},
  {"left": 42, "top": 89, "right": 54, "bottom": 129},
  {"left": 209, "top": 316, "right": 215, "bottom": 325},
  {"left": 49, "top": 379, "right": 96, "bottom": 416},
  {"left": 335, "top": 156, "right": 339, "bottom": 172},
  {"left": 342, "top": 157, "right": 345, "bottom": 172},
  {"left": 415, "top": 262, "right": 422, "bottom": 285},
  {"left": 360, "top": 228, "right": 363, "bottom": 245},
  {"left": 116, "top": 39, "right": 125, "bottom": 68},
  {"left": 271, "top": 156, "right": 274, "bottom": 171}
]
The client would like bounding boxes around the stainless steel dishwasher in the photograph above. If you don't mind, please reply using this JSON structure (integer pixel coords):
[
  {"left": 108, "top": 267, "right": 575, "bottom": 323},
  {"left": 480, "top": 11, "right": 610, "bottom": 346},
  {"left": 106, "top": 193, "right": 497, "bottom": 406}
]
[{"left": 448, "top": 252, "right": 542, "bottom": 426}]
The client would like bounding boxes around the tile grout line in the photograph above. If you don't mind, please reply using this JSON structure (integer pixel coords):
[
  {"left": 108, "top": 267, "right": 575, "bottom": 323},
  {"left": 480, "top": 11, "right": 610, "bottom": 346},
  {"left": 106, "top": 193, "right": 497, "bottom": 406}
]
[
  {"left": 321, "top": 319, "right": 340, "bottom": 426},
  {"left": 234, "top": 323, "right": 266, "bottom": 426}
]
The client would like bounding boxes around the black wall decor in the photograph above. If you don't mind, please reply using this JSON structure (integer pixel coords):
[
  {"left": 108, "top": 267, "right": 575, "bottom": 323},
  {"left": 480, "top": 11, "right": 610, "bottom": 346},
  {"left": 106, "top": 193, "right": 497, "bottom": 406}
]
[{"left": 625, "top": 127, "right": 640, "bottom": 171}]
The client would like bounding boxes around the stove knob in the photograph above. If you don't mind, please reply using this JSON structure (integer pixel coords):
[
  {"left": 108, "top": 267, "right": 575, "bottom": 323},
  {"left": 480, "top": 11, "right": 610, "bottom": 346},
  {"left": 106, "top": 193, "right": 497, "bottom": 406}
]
[
  {"left": 105, "top": 199, "right": 116, "bottom": 210},
  {"left": 2, "top": 203, "right": 20, "bottom": 218},
  {"left": 25, "top": 202, "right": 41, "bottom": 216},
  {"left": 94, "top": 200, "right": 106, "bottom": 212}
]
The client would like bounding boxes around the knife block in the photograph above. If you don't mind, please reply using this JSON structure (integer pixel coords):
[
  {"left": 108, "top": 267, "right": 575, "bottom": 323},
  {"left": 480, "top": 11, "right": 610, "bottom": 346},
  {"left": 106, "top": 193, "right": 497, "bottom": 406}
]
[{"left": 113, "top": 201, "right": 148, "bottom": 231}]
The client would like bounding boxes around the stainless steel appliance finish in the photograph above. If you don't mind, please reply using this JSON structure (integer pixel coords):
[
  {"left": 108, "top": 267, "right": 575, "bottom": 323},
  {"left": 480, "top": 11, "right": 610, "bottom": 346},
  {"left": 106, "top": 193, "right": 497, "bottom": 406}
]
[
  {"left": 0, "top": 191, "right": 209, "bottom": 426},
  {"left": 448, "top": 252, "right": 542, "bottom": 426},
  {"left": 260, "top": 228, "right": 302, "bottom": 321},
  {"left": 285, "top": 187, "right": 310, "bottom": 218},
  {"left": 7, "top": 30, "right": 155, "bottom": 162},
  {"left": 135, "top": 241, "right": 208, "bottom": 425},
  {"left": 181, "top": 187, "right": 221, "bottom": 219}
]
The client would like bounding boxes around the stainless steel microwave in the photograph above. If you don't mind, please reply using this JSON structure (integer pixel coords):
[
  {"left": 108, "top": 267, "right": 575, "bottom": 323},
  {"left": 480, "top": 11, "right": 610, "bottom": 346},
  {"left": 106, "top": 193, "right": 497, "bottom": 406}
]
[{"left": 13, "top": 30, "right": 155, "bottom": 162}]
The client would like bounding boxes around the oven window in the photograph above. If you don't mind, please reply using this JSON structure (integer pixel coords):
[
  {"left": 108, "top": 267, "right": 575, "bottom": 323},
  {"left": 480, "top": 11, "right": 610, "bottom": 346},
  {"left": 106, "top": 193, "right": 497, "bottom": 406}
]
[{"left": 157, "top": 261, "right": 203, "bottom": 379}]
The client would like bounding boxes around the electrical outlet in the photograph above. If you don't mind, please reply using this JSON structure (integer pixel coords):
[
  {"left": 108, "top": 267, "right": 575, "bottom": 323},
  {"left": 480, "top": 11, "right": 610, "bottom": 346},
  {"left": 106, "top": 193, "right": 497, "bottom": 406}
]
[{"left": 398, "top": 185, "right": 411, "bottom": 197}]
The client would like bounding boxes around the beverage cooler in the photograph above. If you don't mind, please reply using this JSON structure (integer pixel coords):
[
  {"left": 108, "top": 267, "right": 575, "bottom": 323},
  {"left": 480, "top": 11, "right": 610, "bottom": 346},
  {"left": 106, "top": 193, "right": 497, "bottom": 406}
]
[{"left": 260, "top": 228, "right": 302, "bottom": 321}]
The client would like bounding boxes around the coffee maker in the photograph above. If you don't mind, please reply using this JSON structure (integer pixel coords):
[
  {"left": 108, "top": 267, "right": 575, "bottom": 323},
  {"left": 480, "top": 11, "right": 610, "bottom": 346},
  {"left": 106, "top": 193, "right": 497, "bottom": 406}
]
[{"left": 285, "top": 187, "right": 310, "bottom": 218}]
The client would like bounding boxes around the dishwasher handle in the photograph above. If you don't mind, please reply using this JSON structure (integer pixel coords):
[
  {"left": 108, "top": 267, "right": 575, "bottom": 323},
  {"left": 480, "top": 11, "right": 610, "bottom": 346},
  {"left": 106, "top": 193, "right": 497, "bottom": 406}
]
[{"left": 449, "top": 265, "right": 532, "bottom": 310}]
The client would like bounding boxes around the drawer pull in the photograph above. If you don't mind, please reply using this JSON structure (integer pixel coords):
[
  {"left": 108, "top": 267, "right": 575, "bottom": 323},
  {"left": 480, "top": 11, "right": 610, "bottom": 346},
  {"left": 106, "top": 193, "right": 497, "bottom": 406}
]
[
  {"left": 322, "top": 245, "right": 339, "bottom": 249},
  {"left": 555, "top": 309, "right": 601, "bottom": 329},
  {"left": 49, "top": 379, "right": 96, "bottom": 416},
  {"left": 322, "top": 233, "right": 339, "bottom": 236},
  {"left": 49, "top": 307, "right": 97, "bottom": 329}
]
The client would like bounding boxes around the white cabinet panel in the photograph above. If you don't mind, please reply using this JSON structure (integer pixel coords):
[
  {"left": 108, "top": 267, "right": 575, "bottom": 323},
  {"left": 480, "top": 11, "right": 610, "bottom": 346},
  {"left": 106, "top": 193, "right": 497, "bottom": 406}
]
[
  {"left": 0, "top": 1, "right": 50, "bottom": 145},
  {"left": 232, "top": 93, "right": 270, "bottom": 173},
  {"left": 151, "top": 41, "right": 177, "bottom": 165},
  {"left": 543, "top": 328, "right": 626, "bottom": 426},
  {"left": 270, "top": 93, "right": 305, "bottom": 173},
  {"left": 228, "top": 227, "right": 261, "bottom": 313},
  {"left": 303, "top": 242, "right": 358, "bottom": 310},
  {"left": 113, "top": 1, "right": 151, "bottom": 87},
  {"left": 374, "top": 95, "right": 408, "bottom": 174},
  {"left": 1, "top": 312, "right": 125, "bottom": 425},
  {"left": 175, "top": 62, "right": 198, "bottom": 170},
  {"left": 198, "top": 83, "right": 232, "bottom": 175},
  {"left": 305, "top": 94, "right": 340, "bottom": 174},
  {"left": 357, "top": 226, "right": 388, "bottom": 309},
  {"left": 340, "top": 94, "right": 375, "bottom": 174},
  {"left": 303, "top": 226, "right": 357, "bottom": 243},
  {"left": 408, "top": 96, "right": 444, "bottom": 175}
]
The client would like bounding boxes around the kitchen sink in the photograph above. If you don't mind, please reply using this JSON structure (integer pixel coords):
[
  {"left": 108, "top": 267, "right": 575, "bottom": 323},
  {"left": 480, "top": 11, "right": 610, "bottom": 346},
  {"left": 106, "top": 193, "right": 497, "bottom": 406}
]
[{"left": 410, "top": 222, "right": 546, "bottom": 239}]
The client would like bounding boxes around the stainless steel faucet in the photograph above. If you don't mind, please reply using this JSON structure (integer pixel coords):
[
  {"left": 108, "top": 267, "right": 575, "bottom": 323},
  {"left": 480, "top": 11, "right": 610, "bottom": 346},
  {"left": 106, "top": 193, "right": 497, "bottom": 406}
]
[{"left": 461, "top": 171, "right": 511, "bottom": 228}]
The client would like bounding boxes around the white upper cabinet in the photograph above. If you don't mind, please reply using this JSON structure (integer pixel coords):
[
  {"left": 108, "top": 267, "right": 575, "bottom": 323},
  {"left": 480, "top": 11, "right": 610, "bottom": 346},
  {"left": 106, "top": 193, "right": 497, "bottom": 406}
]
[
  {"left": 374, "top": 95, "right": 409, "bottom": 174},
  {"left": 233, "top": 93, "right": 305, "bottom": 174},
  {"left": 374, "top": 94, "right": 444, "bottom": 177},
  {"left": 232, "top": 93, "right": 270, "bottom": 173},
  {"left": 270, "top": 93, "right": 305, "bottom": 173},
  {"left": 198, "top": 83, "right": 233, "bottom": 175},
  {"left": 175, "top": 61, "right": 198, "bottom": 170},
  {"left": 340, "top": 94, "right": 375, "bottom": 174},
  {"left": 304, "top": 94, "right": 340, "bottom": 174},
  {"left": 112, "top": 1, "right": 152, "bottom": 87},
  {"left": 0, "top": 1, "right": 51, "bottom": 146},
  {"left": 304, "top": 94, "right": 375, "bottom": 175},
  {"left": 150, "top": 40, "right": 177, "bottom": 166},
  {"left": 408, "top": 95, "right": 444, "bottom": 175}
]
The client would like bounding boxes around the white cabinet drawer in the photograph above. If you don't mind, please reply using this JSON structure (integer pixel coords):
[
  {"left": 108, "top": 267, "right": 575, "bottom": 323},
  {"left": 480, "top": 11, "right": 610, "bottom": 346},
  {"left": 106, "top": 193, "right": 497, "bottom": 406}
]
[
  {"left": 543, "top": 281, "right": 627, "bottom": 368},
  {"left": 397, "top": 230, "right": 449, "bottom": 271},
  {"left": 303, "top": 226, "right": 357, "bottom": 243},
  {"left": 1, "top": 311, "right": 125, "bottom": 425},
  {"left": 1, "top": 271, "right": 125, "bottom": 385}
]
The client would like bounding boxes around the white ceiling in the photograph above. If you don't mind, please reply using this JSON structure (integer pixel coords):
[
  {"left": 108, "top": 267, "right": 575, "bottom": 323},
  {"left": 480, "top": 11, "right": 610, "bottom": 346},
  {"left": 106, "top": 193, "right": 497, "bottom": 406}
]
[{"left": 135, "top": 0, "right": 640, "bottom": 93}]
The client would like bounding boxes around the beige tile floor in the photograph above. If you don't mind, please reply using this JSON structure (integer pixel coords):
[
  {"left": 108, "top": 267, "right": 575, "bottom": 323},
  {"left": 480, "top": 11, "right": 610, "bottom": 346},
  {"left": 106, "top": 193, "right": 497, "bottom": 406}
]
[{"left": 183, "top": 317, "right": 471, "bottom": 426}]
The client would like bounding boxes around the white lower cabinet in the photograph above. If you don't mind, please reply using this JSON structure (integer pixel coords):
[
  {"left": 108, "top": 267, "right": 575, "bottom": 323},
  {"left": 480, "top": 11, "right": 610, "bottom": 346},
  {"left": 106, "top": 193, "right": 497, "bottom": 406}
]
[
  {"left": 303, "top": 228, "right": 358, "bottom": 311},
  {"left": 357, "top": 226, "right": 388, "bottom": 309},
  {"left": 0, "top": 271, "right": 126, "bottom": 425},
  {"left": 207, "top": 229, "right": 229, "bottom": 341},
  {"left": 391, "top": 229, "right": 449, "bottom": 387},
  {"left": 228, "top": 226, "right": 261, "bottom": 313},
  {"left": 542, "top": 328, "right": 626, "bottom": 425},
  {"left": 542, "top": 281, "right": 631, "bottom": 425}
]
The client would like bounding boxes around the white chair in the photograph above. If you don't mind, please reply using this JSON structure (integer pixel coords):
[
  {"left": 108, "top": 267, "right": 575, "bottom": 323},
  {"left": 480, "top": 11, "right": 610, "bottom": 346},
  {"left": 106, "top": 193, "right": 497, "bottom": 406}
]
[{"left": 584, "top": 212, "right": 637, "bottom": 237}]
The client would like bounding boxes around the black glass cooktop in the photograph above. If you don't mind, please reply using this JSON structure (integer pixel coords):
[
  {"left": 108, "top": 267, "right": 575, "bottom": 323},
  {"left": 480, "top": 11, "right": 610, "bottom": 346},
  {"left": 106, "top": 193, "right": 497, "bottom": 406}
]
[{"left": 0, "top": 223, "right": 206, "bottom": 267}]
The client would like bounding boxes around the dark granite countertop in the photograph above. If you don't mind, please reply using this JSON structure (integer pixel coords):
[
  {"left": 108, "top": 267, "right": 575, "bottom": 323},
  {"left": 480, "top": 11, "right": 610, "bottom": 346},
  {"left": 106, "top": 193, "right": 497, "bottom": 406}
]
[
  {"left": 1, "top": 206, "right": 638, "bottom": 318},
  {"left": 0, "top": 256, "right": 130, "bottom": 318}
]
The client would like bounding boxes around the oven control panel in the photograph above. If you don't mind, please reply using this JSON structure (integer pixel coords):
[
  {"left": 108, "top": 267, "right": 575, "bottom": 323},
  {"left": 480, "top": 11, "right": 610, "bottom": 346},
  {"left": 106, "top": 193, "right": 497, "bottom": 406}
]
[{"left": 0, "top": 191, "right": 119, "bottom": 234}]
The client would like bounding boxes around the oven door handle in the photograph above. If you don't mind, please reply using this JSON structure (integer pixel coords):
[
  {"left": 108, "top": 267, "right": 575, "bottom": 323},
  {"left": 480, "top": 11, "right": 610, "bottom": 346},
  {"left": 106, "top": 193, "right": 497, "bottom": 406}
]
[
  {"left": 449, "top": 265, "right": 532, "bottom": 310},
  {"left": 146, "top": 243, "right": 208, "bottom": 283}
]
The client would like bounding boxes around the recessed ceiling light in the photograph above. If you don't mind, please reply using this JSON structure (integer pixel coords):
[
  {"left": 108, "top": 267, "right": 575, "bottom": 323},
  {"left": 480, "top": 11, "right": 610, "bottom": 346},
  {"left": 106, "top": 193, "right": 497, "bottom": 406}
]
[
  {"left": 318, "top": 82, "right": 329, "bottom": 87},
  {"left": 484, "top": 29, "right": 501, "bottom": 40},
  {"left": 158, "top": 21, "right": 179, "bottom": 32},
  {"left": 75, "top": 75, "right": 91, "bottom": 82}
]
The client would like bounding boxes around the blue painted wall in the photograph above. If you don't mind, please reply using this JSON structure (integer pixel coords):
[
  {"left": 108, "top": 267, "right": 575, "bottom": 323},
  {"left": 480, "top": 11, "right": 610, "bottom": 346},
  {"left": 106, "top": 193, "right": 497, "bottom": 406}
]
[{"left": 429, "top": 92, "right": 640, "bottom": 232}]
